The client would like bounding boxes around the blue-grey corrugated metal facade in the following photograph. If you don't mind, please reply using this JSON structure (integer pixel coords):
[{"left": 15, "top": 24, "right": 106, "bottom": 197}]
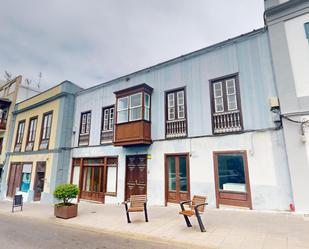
[{"left": 73, "top": 28, "right": 277, "bottom": 146}]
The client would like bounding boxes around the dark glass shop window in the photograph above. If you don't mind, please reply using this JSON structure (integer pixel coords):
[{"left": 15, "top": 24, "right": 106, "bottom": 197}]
[{"left": 217, "top": 154, "right": 246, "bottom": 193}]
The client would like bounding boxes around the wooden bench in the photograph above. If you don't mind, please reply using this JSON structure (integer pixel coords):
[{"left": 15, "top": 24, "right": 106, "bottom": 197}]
[
  {"left": 124, "top": 195, "right": 148, "bottom": 223},
  {"left": 179, "top": 195, "right": 208, "bottom": 232}
]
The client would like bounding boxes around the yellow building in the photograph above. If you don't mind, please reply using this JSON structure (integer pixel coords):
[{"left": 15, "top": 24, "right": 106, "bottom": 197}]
[{"left": 1, "top": 81, "right": 81, "bottom": 203}]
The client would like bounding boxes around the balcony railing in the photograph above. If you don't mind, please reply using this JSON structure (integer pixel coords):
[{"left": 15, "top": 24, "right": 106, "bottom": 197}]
[
  {"left": 101, "top": 130, "right": 113, "bottom": 143},
  {"left": 0, "top": 118, "right": 7, "bottom": 130},
  {"left": 78, "top": 133, "right": 89, "bottom": 146},
  {"left": 166, "top": 119, "right": 187, "bottom": 138},
  {"left": 213, "top": 110, "right": 242, "bottom": 134}
]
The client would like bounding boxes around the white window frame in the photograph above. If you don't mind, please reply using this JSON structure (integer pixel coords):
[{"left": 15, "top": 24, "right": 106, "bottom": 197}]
[
  {"left": 213, "top": 82, "right": 224, "bottom": 113},
  {"left": 177, "top": 90, "right": 185, "bottom": 119},
  {"left": 103, "top": 109, "right": 109, "bottom": 131},
  {"left": 226, "top": 79, "right": 238, "bottom": 111},
  {"left": 28, "top": 118, "right": 37, "bottom": 143},
  {"left": 16, "top": 121, "right": 25, "bottom": 144},
  {"left": 109, "top": 107, "right": 114, "bottom": 130},
  {"left": 129, "top": 93, "right": 142, "bottom": 121},
  {"left": 144, "top": 93, "right": 151, "bottom": 121},
  {"left": 167, "top": 92, "right": 175, "bottom": 120},
  {"left": 117, "top": 97, "right": 129, "bottom": 124}
]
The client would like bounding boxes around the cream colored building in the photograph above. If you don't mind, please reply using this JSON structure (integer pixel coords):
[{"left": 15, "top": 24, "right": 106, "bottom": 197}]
[{"left": 0, "top": 81, "right": 81, "bottom": 203}]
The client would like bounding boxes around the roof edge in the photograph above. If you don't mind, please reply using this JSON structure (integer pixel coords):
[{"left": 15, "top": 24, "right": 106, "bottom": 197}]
[{"left": 78, "top": 27, "right": 266, "bottom": 96}]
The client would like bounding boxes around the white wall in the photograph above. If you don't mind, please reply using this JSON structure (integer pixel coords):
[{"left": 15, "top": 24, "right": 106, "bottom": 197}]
[
  {"left": 285, "top": 13, "right": 309, "bottom": 98},
  {"left": 16, "top": 85, "right": 41, "bottom": 103},
  {"left": 71, "top": 130, "right": 292, "bottom": 211}
]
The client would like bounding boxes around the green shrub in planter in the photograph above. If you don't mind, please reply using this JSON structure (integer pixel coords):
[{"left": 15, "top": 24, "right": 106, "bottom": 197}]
[{"left": 53, "top": 184, "right": 79, "bottom": 206}]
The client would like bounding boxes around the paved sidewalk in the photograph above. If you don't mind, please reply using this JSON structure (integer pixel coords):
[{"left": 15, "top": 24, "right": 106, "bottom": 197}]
[{"left": 0, "top": 201, "right": 309, "bottom": 249}]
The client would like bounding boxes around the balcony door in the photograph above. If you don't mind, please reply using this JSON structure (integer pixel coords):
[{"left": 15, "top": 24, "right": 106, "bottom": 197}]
[
  {"left": 165, "top": 154, "right": 190, "bottom": 204},
  {"left": 125, "top": 155, "right": 147, "bottom": 201},
  {"left": 213, "top": 151, "right": 252, "bottom": 209}
]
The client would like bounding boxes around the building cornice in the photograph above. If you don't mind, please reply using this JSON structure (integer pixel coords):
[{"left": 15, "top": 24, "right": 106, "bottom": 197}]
[
  {"left": 13, "top": 92, "right": 74, "bottom": 115},
  {"left": 265, "top": 0, "right": 309, "bottom": 19}
]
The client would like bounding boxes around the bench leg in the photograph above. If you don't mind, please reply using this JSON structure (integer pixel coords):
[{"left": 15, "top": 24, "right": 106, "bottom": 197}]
[
  {"left": 125, "top": 203, "right": 131, "bottom": 223},
  {"left": 144, "top": 203, "right": 149, "bottom": 222},
  {"left": 195, "top": 212, "right": 206, "bottom": 232},
  {"left": 183, "top": 215, "right": 192, "bottom": 227}
]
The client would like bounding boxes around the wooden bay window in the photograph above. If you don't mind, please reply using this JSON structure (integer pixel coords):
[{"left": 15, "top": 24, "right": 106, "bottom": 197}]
[{"left": 113, "top": 84, "right": 153, "bottom": 146}]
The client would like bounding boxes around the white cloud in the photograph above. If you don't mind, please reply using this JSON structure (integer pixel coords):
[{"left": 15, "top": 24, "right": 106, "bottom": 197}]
[{"left": 0, "top": 0, "right": 264, "bottom": 90}]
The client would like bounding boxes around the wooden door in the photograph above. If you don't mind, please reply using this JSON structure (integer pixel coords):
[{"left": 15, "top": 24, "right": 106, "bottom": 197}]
[
  {"left": 7, "top": 163, "right": 22, "bottom": 198},
  {"left": 165, "top": 154, "right": 190, "bottom": 204},
  {"left": 213, "top": 151, "right": 252, "bottom": 209},
  {"left": 125, "top": 155, "right": 147, "bottom": 201},
  {"left": 34, "top": 162, "right": 46, "bottom": 201},
  {"left": 80, "top": 166, "right": 105, "bottom": 202}
]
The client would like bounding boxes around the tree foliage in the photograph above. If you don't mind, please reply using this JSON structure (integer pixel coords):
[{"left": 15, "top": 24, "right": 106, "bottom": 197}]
[{"left": 53, "top": 184, "right": 79, "bottom": 206}]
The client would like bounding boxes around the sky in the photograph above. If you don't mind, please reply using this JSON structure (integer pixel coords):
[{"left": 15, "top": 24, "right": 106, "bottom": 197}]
[{"left": 0, "top": 0, "right": 265, "bottom": 90}]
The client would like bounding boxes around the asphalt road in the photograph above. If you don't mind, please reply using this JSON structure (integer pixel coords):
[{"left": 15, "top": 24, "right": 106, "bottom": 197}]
[{"left": 0, "top": 213, "right": 201, "bottom": 249}]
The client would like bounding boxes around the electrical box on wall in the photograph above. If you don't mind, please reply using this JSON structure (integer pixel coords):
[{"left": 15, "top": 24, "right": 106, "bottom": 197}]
[{"left": 269, "top": 96, "right": 280, "bottom": 110}]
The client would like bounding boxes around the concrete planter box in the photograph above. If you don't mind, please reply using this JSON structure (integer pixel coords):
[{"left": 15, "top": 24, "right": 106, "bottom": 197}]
[{"left": 54, "top": 204, "right": 78, "bottom": 219}]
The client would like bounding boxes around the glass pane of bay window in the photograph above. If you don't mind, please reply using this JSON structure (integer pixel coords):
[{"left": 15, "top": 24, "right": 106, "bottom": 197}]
[
  {"left": 117, "top": 97, "right": 128, "bottom": 124},
  {"left": 129, "top": 92, "right": 142, "bottom": 121},
  {"left": 129, "top": 107, "right": 142, "bottom": 121},
  {"left": 144, "top": 108, "right": 150, "bottom": 121},
  {"left": 118, "top": 97, "right": 128, "bottom": 110},
  {"left": 130, "top": 93, "right": 142, "bottom": 108},
  {"left": 144, "top": 94, "right": 150, "bottom": 108},
  {"left": 144, "top": 94, "right": 150, "bottom": 121},
  {"left": 117, "top": 110, "right": 128, "bottom": 123}
]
